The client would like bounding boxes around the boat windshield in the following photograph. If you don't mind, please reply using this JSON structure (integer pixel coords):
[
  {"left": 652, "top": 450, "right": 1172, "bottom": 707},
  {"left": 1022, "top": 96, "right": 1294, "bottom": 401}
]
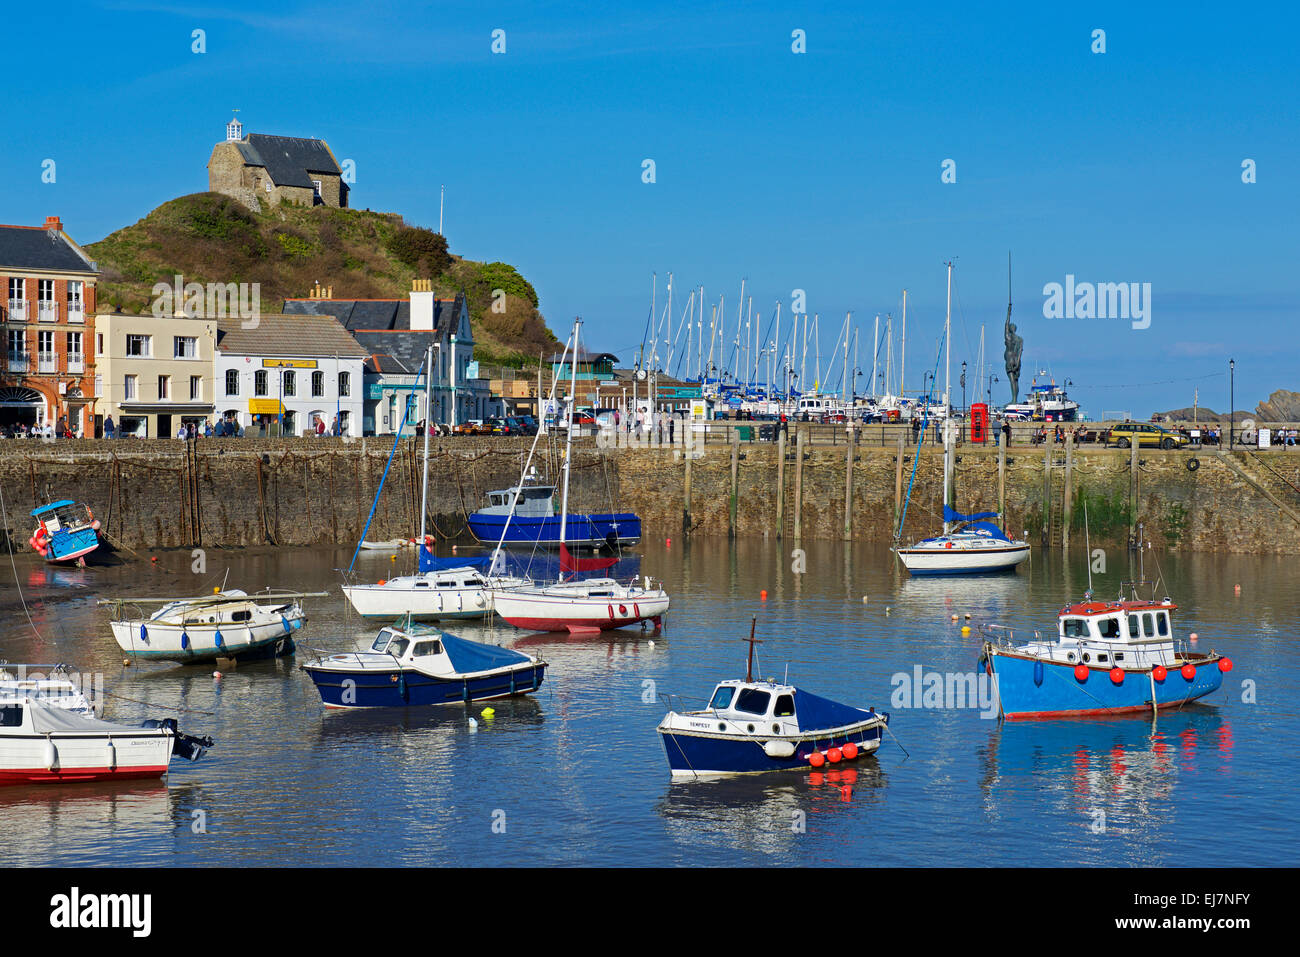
[
  {"left": 734, "top": 688, "right": 771, "bottom": 715},
  {"left": 708, "top": 686, "right": 735, "bottom": 709},
  {"left": 1099, "top": 617, "right": 1121, "bottom": 639},
  {"left": 387, "top": 637, "right": 410, "bottom": 658},
  {"left": 370, "top": 629, "right": 394, "bottom": 652}
]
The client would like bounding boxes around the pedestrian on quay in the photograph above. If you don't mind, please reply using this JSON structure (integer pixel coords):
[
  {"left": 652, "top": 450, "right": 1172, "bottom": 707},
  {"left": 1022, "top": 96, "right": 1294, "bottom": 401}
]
[{"left": 104, "top": 416, "right": 115, "bottom": 440}]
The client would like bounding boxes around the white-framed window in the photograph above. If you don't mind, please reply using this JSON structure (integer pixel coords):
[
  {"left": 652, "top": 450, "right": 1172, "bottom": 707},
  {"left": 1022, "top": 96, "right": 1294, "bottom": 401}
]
[
  {"left": 126, "top": 334, "right": 151, "bottom": 357},
  {"left": 312, "top": 179, "right": 322, "bottom": 200},
  {"left": 283, "top": 370, "right": 296, "bottom": 396},
  {"left": 158, "top": 375, "right": 170, "bottom": 400},
  {"left": 37, "top": 280, "right": 56, "bottom": 321},
  {"left": 338, "top": 370, "right": 351, "bottom": 396},
  {"left": 96, "top": 333, "right": 104, "bottom": 355},
  {"left": 37, "top": 330, "right": 55, "bottom": 372},
  {"left": 311, "top": 370, "right": 324, "bottom": 397},
  {"left": 67, "top": 281, "right": 84, "bottom": 321},
  {"left": 174, "top": 336, "right": 197, "bottom": 359},
  {"left": 124, "top": 374, "right": 138, "bottom": 400},
  {"left": 190, "top": 376, "right": 202, "bottom": 401},
  {"left": 225, "top": 369, "right": 239, "bottom": 396},
  {"left": 66, "top": 332, "right": 83, "bottom": 373},
  {"left": 94, "top": 374, "right": 102, "bottom": 397},
  {"left": 254, "top": 369, "right": 268, "bottom": 396}
]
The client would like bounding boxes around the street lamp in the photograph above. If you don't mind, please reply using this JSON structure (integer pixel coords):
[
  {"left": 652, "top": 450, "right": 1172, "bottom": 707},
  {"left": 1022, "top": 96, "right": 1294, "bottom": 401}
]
[
  {"left": 1229, "top": 359, "right": 1235, "bottom": 450},
  {"left": 961, "top": 361, "right": 967, "bottom": 417},
  {"left": 987, "top": 373, "right": 999, "bottom": 408}
]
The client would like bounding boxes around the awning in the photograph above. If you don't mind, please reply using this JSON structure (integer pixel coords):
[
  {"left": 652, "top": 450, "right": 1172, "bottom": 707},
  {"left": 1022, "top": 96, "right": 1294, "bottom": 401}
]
[{"left": 248, "top": 399, "right": 285, "bottom": 414}]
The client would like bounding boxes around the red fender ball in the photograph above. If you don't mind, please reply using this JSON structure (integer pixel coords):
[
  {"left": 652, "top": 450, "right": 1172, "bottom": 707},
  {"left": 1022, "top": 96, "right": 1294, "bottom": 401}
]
[
  {"left": 1074, "top": 664, "right": 1089, "bottom": 681},
  {"left": 1218, "top": 658, "right": 1233, "bottom": 673},
  {"left": 1110, "top": 667, "right": 1125, "bottom": 684},
  {"left": 827, "top": 747, "right": 842, "bottom": 764},
  {"left": 841, "top": 742, "right": 859, "bottom": 760},
  {"left": 1152, "top": 665, "right": 1168, "bottom": 682},
  {"left": 1180, "top": 663, "right": 1197, "bottom": 681},
  {"left": 808, "top": 751, "right": 825, "bottom": 768}
]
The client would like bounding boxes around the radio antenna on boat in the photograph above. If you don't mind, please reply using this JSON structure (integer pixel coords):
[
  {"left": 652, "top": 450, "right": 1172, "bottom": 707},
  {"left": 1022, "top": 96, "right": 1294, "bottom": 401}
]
[{"left": 1083, "top": 498, "right": 1093, "bottom": 598}]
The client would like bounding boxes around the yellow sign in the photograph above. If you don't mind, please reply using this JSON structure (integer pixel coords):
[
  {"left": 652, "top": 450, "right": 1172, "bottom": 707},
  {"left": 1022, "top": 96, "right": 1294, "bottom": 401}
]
[
  {"left": 248, "top": 399, "right": 285, "bottom": 414},
  {"left": 261, "top": 359, "right": 318, "bottom": 369}
]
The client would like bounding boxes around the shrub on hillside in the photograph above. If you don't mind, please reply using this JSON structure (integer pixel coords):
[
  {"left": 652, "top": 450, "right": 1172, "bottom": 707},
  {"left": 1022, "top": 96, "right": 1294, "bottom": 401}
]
[{"left": 386, "top": 226, "right": 451, "bottom": 274}]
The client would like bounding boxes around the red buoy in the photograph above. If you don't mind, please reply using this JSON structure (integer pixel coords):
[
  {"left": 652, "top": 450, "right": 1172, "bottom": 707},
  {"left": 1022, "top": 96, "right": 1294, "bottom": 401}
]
[
  {"left": 760, "top": 590, "right": 767, "bottom": 601},
  {"left": 1152, "top": 665, "right": 1168, "bottom": 682},
  {"left": 808, "top": 751, "right": 825, "bottom": 768},
  {"left": 1074, "top": 664, "right": 1089, "bottom": 681},
  {"left": 841, "top": 742, "right": 859, "bottom": 760},
  {"left": 1180, "top": 663, "right": 1197, "bottom": 681},
  {"left": 1109, "top": 667, "right": 1124, "bottom": 684},
  {"left": 1218, "top": 658, "right": 1233, "bottom": 673},
  {"left": 826, "top": 747, "right": 842, "bottom": 763}
]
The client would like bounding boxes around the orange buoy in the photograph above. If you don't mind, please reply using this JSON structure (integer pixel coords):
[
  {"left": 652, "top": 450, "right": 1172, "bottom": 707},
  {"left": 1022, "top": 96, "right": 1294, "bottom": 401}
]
[
  {"left": 841, "top": 742, "right": 859, "bottom": 760},
  {"left": 1180, "top": 663, "right": 1197, "bottom": 680},
  {"left": 1218, "top": 658, "right": 1233, "bottom": 673},
  {"left": 666, "top": 537, "right": 671, "bottom": 547},
  {"left": 827, "top": 747, "right": 842, "bottom": 763},
  {"left": 808, "top": 751, "right": 825, "bottom": 768},
  {"left": 1109, "top": 667, "right": 1124, "bottom": 684},
  {"left": 1074, "top": 664, "right": 1089, "bottom": 681},
  {"left": 377, "top": 580, "right": 387, "bottom": 586},
  {"left": 760, "top": 590, "right": 767, "bottom": 601},
  {"left": 1152, "top": 665, "right": 1168, "bottom": 681}
]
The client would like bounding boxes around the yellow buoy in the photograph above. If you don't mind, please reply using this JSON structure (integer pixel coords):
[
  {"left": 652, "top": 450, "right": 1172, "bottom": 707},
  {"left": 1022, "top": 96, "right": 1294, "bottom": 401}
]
[
  {"left": 481, "top": 707, "right": 495, "bottom": 718},
  {"left": 961, "top": 626, "right": 971, "bottom": 635}
]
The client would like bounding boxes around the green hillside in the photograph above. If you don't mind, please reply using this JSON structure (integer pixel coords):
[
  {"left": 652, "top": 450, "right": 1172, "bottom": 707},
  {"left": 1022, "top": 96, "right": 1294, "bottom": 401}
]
[{"left": 86, "top": 193, "right": 559, "bottom": 367}]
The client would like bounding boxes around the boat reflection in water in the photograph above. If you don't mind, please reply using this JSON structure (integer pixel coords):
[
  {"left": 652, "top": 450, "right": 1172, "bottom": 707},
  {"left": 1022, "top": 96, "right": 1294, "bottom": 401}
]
[
  {"left": 657, "top": 762, "right": 888, "bottom": 857},
  {"left": 0, "top": 781, "right": 176, "bottom": 866},
  {"left": 979, "top": 710, "right": 1233, "bottom": 842}
]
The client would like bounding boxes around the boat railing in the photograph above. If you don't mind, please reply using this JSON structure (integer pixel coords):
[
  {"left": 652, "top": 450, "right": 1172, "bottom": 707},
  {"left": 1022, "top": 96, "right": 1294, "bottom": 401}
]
[
  {"left": 658, "top": 692, "right": 711, "bottom": 714},
  {"left": 980, "top": 623, "right": 1047, "bottom": 651},
  {"left": 0, "top": 661, "right": 74, "bottom": 681}
]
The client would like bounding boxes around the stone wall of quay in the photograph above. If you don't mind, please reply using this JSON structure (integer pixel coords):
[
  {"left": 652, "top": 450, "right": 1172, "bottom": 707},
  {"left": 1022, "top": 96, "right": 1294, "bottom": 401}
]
[{"left": 1, "top": 430, "right": 1297, "bottom": 553}]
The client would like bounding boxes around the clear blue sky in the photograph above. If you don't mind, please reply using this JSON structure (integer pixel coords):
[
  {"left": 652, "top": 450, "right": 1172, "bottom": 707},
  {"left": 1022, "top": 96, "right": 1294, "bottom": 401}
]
[{"left": 4, "top": 2, "right": 1295, "bottom": 416}]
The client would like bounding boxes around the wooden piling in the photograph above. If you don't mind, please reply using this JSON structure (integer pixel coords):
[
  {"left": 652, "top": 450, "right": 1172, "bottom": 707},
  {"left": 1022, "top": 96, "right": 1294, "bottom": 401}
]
[
  {"left": 894, "top": 433, "right": 905, "bottom": 533},
  {"left": 682, "top": 429, "right": 693, "bottom": 533},
  {"left": 793, "top": 426, "right": 805, "bottom": 544},
  {"left": 998, "top": 432, "right": 1007, "bottom": 532},
  {"left": 1042, "top": 443, "right": 1052, "bottom": 546},
  {"left": 843, "top": 424, "right": 855, "bottom": 540},
  {"left": 1063, "top": 438, "right": 1073, "bottom": 549},
  {"left": 1129, "top": 438, "right": 1139, "bottom": 547},
  {"left": 776, "top": 426, "right": 786, "bottom": 540},
  {"left": 729, "top": 426, "right": 740, "bottom": 539}
]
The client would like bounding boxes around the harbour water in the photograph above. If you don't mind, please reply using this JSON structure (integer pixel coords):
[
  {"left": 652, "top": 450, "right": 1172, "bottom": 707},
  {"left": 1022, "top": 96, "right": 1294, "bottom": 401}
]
[{"left": 0, "top": 539, "right": 1291, "bottom": 867}]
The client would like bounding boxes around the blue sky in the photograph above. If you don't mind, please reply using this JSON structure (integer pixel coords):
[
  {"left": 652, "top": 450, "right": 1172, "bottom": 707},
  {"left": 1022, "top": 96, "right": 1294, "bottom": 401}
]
[{"left": 4, "top": 1, "right": 1295, "bottom": 416}]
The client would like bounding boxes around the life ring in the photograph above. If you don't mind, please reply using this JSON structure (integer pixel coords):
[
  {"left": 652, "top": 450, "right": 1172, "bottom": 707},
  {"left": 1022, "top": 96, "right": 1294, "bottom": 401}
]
[{"left": 1186, "top": 457, "right": 1200, "bottom": 472}]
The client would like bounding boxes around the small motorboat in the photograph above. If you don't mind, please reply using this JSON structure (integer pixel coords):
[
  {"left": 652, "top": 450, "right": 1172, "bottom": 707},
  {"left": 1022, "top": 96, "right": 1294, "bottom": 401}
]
[
  {"left": 300, "top": 622, "right": 547, "bottom": 708},
  {"left": 980, "top": 585, "right": 1233, "bottom": 719},
  {"left": 0, "top": 663, "right": 213, "bottom": 786},
  {"left": 30, "top": 500, "right": 101, "bottom": 565},
  {"left": 467, "top": 477, "right": 641, "bottom": 548},
  {"left": 101, "top": 589, "right": 326, "bottom": 664},
  {"left": 656, "top": 621, "right": 890, "bottom": 778}
]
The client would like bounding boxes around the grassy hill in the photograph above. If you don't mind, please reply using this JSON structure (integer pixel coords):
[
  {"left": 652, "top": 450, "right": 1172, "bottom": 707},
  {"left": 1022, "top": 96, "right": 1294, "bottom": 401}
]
[{"left": 86, "top": 193, "right": 559, "bottom": 367}]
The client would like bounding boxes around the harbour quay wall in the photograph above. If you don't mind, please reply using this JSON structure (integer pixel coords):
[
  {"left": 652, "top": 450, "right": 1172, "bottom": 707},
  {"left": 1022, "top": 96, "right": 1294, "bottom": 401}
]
[{"left": 1, "top": 427, "right": 1297, "bottom": 553}]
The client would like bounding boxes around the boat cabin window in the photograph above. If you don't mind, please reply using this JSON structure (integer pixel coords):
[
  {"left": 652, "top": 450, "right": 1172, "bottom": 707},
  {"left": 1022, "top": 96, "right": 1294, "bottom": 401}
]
[
  {"left": 1128, "top": 614, "right": 1140, "bottom": 638},
  {"left": 490, "top": 494, "right": 505, "bottom": 507},
  {"left": 1142, "top": 613, "right": 1155, "bottom": 637},
  {"left": 734, "top": 688, "right": 771, "bottom": 716},
  {"left": 1157, "top": 613, "right": 1169, "bottom": 636},
  {"left": 588, "top": 591, "right": 613, "bottom": 598},
  {"left": 232, "top": 610, "right": 251, "bottom": 622},
  {"left": 774, "top": 695, "right": 795, "bottom": 718},
  {"left": 708, "top": 686, "right": 735, "bottom": 710},
  {"left": 438, "top": 581, "right": 457, "bottom": 588},
  {"left": 386, "top": 637, "right": 410, "bottom": 658},
  {"left": 523, "top": 488, "right": 551, "bottom": 501},
  {"left": 1098, "top": 617, "right": 1121, "bottom": 639},
  {"left": 461, "top": 581, "right": 479, "bottom": 588},
  {"left": 411, "top": 640, "right": 443, "bottom": 657},
  {"left": 0, "top": 705, "right": 22, "bottom": 727},
  {"left": 1061, "top": 618, "right": 1089, "bottom": 638},
  {"left": 44, "top": 515, "right": 62, "bottom": 532},
  {"left": 370, "top": 629, "right": 394, "bottom": 652},
  {"left": 415, "top": 582, "right": 430, "bottom": 588}
]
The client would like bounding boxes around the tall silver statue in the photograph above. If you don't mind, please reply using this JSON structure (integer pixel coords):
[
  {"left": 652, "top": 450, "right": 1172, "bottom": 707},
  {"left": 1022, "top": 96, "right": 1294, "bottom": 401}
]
[{"left": 1003, "top": 253, "right": 1022, "bottom": 404}]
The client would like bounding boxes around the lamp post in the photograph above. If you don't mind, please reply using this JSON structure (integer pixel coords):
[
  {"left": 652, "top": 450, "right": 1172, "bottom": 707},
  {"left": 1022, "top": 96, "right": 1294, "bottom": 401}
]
[
  {"left": 987, "top": 373, "right": 999, "bottom": 409},
  {"left": 961, "top": 360, "right": 967, "bottom": 418},
  {"left": 1229, "top": 359, "right": 1235, "bottom": 450}
]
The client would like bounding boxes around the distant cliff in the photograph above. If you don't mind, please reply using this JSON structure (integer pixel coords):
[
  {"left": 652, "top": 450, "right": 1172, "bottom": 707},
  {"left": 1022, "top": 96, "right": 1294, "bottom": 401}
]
[
  {"left": 85, "top": 193, "right": 559, "bottom": 366},
  {"left": 1158, "top": 389, "right": 1300, "bottom": 423}
]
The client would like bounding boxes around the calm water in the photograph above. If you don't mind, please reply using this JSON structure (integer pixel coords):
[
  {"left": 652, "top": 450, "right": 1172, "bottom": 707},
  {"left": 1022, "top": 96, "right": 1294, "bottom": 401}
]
[{"left": 0, "top": 538, "right": 1292, "bottom": 867}]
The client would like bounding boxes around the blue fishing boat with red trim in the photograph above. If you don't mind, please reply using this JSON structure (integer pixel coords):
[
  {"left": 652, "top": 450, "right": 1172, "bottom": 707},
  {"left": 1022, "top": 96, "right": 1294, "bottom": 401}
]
[
  {"left": 980, "top": 584, "right": 1233, "bottom": 719},
  {"left": 657, "top": 620, "right": 890, "bottom": 779},
  {"left": 30, "top": 500, "right": 100, "bottom": 564}
]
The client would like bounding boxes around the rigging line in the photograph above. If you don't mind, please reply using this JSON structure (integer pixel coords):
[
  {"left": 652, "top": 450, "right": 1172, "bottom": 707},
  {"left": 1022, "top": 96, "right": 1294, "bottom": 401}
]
[
  {"left": 894, "top": 326, "right": 947, "bottom": 543},
  {"left": 0, "top": 483, "right": 42, "bottom": 642}
]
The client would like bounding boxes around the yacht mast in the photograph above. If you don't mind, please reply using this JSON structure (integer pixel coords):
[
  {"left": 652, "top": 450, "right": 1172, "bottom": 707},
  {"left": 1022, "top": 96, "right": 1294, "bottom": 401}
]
[
  {"left": 420, "top": 344, "right": 432, "bottom": 543},
  {"left": 558, "top": 319, "right": 582, "bottom": 580},
  {"left": 943, "top": 261, "right": 953, "bottom": 535},
  {"left": 900, "top": 289, "right": 907, "bottom": 401}
]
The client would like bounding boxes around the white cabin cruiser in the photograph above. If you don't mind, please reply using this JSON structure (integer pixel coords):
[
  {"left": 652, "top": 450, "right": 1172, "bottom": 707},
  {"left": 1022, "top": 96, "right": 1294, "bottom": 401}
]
[{"left": 343, "top": 566, "right": 525, "bottom": 621}]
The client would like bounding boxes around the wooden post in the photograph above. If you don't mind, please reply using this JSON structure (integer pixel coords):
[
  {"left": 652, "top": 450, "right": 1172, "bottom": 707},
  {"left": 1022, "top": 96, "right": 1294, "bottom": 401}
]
[
  {"left": 843, "top": 423, "right": 855, "bottom": 540},
  {"left": 1129, "top": 438, "right": 1139, "bottom": 548},
  {"left": 776, "top": 425, "right": 786, "bottom": 540},
  {"left": 729, "top": 426, "right": 740, "bottom": 539},
  {"left": 894, "top": 433, "right": 905, "bottom": 532},
  {"left": 1063, "top": 437, "right": 1073, "bottom": 550},
  {"left": 794, "top": 426, "right": 805, "bottom": 544},
  {"left": 682, "top": 426, "right": 693, "bottom": 534},
  {"left": 998, "top": 432, "right": 1007, "bottom": 533},
  {"left": 1042, "top": 443, "right": 1052, "bottom": 546}
]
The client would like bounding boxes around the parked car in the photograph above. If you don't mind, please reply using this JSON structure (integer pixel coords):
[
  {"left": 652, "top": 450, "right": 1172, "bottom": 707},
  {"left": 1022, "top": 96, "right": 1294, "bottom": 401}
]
[
  {"left": 506, "top": 415, "right": 537, "bottom": 436},
  {"left": 453, "top": 419, "right": 488, "bottom": 436},
  {"left": 484, "top": 416, "right": 514, "bottom": 435},
  {"left": 1107, "top": 422, "right": 1191, "bottom": 450}
]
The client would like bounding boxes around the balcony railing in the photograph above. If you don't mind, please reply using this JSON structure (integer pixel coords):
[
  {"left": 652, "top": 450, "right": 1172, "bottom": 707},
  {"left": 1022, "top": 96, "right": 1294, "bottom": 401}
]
[
  {"left": 38, "top": 351, "right": 56, "bottom": 373},
  {"left": 6, "top": 299, "right": 27, "bottom": 322},
  {"left": 7, "top": 350, "right": 29, "bottom": 372},
  {"left": 67, "top": 353, "right": 84, "bottom": 374},
  {"left": 37, "top": 301, "right": 57, "bottom": 322},
  {"left": 67, "top": 299, "right": 84, "bottom": 322}
]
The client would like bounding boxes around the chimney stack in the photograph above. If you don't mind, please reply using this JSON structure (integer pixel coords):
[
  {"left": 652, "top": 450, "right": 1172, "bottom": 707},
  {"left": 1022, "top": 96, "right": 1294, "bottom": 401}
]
[
  {"left": 44, "top": 216, "right": 63, "bottom": 233},
  {"left": 410, "top": 278, "right": 434, "bottom": 330}
]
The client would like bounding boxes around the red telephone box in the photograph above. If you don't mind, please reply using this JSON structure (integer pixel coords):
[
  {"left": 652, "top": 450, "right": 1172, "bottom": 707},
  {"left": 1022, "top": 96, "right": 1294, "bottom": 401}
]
[{"left": 971, "top": 402, "right": 989, "bottom": 443}]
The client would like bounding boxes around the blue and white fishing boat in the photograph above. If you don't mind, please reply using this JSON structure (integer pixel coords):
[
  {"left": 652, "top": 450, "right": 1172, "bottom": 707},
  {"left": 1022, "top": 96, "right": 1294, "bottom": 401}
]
[
  {"left": 980, "top": 586, "right": 1233, "bottom": 719},
  {"left": 300, "top": 622, "right": 547, "bottom": 708},
  {"left": 29, "top": 500, "right": 101, "bottom": 564},
  {"left": 467, "top": 476, "right": 641, "bottom": 548},
  {"left": 657, "top": 622, "right": 889, "bottom": 779}
]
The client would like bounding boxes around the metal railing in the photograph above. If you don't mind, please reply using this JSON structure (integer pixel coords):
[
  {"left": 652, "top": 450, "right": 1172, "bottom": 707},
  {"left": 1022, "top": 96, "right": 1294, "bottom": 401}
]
[
  {"left": 6, "top": 350, "right": 29, "bottom": 372},
  {"left": 67, "top": 353, "right": 84, "bottom": 373},
  {"left": 36, "top": 301, "right": 57, "bottom": 322},
  {"left": 6, "top": 299, "right": 26, "bottom": 321},
  {"left": 37, "top": 351, "right": 56, "bottom": 373},
  {"left": 67, "top": 299, "right": 84, "bottom": 322}
]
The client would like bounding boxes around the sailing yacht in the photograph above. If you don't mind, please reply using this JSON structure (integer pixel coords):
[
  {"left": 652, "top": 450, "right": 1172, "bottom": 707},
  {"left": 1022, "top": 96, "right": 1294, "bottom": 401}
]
[
  {"left": 893, "top": 262, "right": 1030, "bottom": 576},
  {"left": 490, "top": 319, "right": 670, "bottom": 633}
]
